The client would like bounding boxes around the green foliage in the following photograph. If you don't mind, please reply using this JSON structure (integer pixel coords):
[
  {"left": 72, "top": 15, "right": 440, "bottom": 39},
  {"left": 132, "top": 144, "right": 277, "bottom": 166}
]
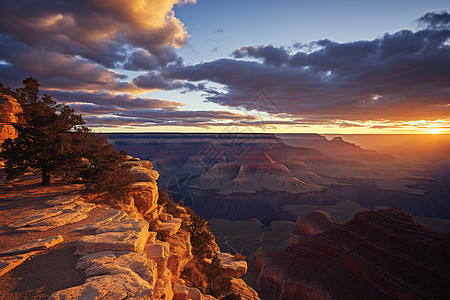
[
  {"left": 1, "top": 78, "right": 135, "bottom": 199},
  {"left": 158, "top": 189, "right": 185, "bottom": 217},
  {"left": 203, "top": 254, "right": 234, "bottom": 297},
  {"left": 222, "top": 293, "right": 242, "bottom": 300},
  {"left": 1, "top": 77, "right": 84, "bottom": 185},
  {"left": 187, "top": 208, "right": 215, "bottom": 260},
  {"left": 234, "top": 252, "right": 246, "bottom": 261},
  {"left": 181, "top": 255, "right": 236, "bottom": 298},
  {"left": 75, "top": 132, "right": 135, "bottom": 198}
]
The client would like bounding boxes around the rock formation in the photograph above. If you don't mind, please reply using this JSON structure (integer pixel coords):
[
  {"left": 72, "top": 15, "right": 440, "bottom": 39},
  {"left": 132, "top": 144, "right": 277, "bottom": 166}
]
[
  {"left": 189, "top": 152, "right": 325, "bottom": 195},
  {"left": 292, "top": 210, "right": 339, "bottom": 237},
  {"left": 0, "top": 93, "right": 23, "bottom": 165},
  {"left": 0, "top": 155, "right": 258, "bottom": 299},
  {"left": 248, "top": 208, "right": 450, "bottom": 299}
]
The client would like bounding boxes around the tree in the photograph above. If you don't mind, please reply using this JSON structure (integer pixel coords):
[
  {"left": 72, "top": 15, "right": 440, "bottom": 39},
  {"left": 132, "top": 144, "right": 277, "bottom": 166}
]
[
  {"left": 187, "top": 209, "right": 216, "bottom": 260},
  {"left": 74, "top": 131, "right": 135, "bottom": 198},
  {"left": 1, "top": 77, "right": 85, "bottom": 185}
]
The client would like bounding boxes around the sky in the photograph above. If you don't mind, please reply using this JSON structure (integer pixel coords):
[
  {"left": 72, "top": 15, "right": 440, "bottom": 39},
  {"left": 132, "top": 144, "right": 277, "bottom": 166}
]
[{"left": 0, "top": 0, "right": 449, "bottom": 134}]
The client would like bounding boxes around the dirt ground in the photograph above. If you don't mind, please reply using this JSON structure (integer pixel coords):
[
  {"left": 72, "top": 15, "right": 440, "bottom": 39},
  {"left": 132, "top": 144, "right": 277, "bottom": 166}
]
[{"left": 0, "top": 171, "right": 111, "bottom": 299}]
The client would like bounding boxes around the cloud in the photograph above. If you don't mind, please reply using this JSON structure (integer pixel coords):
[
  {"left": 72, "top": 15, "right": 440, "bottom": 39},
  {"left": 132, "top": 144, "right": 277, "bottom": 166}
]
[
  {"left": 48, "top": 90, "right": 184, "bottom": 112},
  {"left": 82, "top": 108, "right": 261, "bottom": 128},
  {"left": 417, "top": 10, "right": 450, "bottom": 29},
  {"left": 167, "top": 11, "right": 450, "bottom": 124},
  {"left": 0, "top": 0, "right": 194, "bottom": 91}
]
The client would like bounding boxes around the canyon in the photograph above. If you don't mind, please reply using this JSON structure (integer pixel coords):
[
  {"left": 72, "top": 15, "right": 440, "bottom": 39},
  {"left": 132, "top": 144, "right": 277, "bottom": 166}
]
[
  {"left": 107, "top": 133, "right": 450, "bottom": 222},
  {"left": 247, "top": 208, "right": 450, "bottom": 299}
]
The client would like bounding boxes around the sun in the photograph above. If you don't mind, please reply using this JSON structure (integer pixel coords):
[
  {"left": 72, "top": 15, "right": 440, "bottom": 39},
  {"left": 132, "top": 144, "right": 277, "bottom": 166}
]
[{"left": 428, "top": 128, "right": 442, "bottom": 134}]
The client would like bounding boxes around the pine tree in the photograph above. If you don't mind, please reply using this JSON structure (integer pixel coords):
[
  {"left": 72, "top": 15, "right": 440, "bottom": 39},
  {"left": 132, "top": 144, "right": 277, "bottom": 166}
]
[
  {"left": 75, "top": 131, "right": 135, "bottom": 198},
  {"left": 1, "top": 77, "right": 84, "bottom": 185}
]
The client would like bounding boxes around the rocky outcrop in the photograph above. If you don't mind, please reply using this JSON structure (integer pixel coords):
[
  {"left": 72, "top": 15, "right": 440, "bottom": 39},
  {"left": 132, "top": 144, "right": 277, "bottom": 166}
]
[
  {"left": 0, "top": 93, "right": 23, "bottom": 151},
  {"left": 292, "top": 210, "right": 339, "bottom": 237},
  {"left": 248, "top": 208, "right": 450, "bottom": 300},
  {"left": 218, "top": 252, "right": 248, "bottom": 278},
  {"left": 1, "top": 155, "right": 258, "bottom": 299},
  {"left": 231, "top": 278, "right": 260, "bottom": 300},
  {"left": 128, "top": 159, "right": 160, "bottom": 216},
  {"left": 189, "top": 152, "right": 324, "bottom": 194}
]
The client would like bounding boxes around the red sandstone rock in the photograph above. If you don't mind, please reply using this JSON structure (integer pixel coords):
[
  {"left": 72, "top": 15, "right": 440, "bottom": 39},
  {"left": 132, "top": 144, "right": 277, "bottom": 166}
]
[
  {"left": 249, "top": 208, "right": 450, "bottom": 300},
  {"left": 293, "top": 210, "right": 339, "bottom": 237}
]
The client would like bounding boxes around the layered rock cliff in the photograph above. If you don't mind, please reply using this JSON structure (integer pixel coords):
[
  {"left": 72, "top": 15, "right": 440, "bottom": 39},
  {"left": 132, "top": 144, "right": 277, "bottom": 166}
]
[
  {"left": 47, "top": 157, "right": 259, "bottom": 299},
  {"left": 248, "top": 208, "right": 450, "bottom": 299},
  {"left": 0, "top": 93, "right": 23, "bottom": 155}
]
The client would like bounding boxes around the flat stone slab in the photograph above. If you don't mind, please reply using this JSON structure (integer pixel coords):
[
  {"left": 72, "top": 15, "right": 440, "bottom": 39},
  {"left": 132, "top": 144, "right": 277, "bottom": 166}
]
[
  {"left": 0, "top": 251, "right": 39, "bottom": 276},
  {"left": 15, "top": 226, "right": 55, "bottom": 232},
  {"left": 155, "top": 218, "right": 182, "bottom": 237},
  {"left": 81, "top": 210, "right": 127, "bottom": 231},
  {"left": 45, "top": 194, "right": 82, "bottom": 206},
  {"left": 32, "top": 212, "right": 88, "bottom": 227},
  {"left": 75, "top": 228, "right": 150, "bottom": 255},
  {"left": 218, "top": 252, "right": 248, "bottom": 278},
  {"left": 1, "top": 235, "right": 63, "bottom": 255},
  {"left": 7, "top": 207, "right": 65, "bottom": 229},
  {"left": 48, "top": 272, "right": 153, "bottom": 300},
  {"left": 77, "top": 251, "right": 156, "bottom": 284},
  {"left": 94, "top": 217, "right": 148, "bottom": 234},
  {"left": 63, "top": 202, "right": 96, "bottom": 214}
]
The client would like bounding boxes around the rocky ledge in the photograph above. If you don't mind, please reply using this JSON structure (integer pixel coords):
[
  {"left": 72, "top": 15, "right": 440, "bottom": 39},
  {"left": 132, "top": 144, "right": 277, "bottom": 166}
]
[
  {"left": 0, "top": 157, "right": 259, "bottom": 300},
  {"left": 248, "top": 208, "right": 450, "bottom": 300}
]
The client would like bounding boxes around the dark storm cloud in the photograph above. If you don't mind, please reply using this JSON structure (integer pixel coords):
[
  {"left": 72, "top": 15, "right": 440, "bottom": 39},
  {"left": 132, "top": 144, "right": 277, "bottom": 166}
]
[
  {"left": 47, "top": 90, "right": 184, "bottom": 112},
  {"left": 0, "top": 0, "right": 193, "bottom": 91},
  {"left": 233, "top": 45, "right": 290, "bottom": 66},
  {"left": 417, "top": 10, "right": 450, "bottom": 29},
  {"left": 167, "top": 11, "right": 450, "bottom": 123},
  {"left": 82, "top": 109, "right": 261, "bottom": 128}
]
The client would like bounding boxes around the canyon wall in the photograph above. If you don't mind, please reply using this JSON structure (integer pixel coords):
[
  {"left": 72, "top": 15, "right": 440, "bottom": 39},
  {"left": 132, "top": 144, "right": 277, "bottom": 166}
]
[
  {"left": 248, "top": 208, "right": 450, "bottom": 299},
  {"left": 0, "top": 93, "right": 22, "bottom": 156}
]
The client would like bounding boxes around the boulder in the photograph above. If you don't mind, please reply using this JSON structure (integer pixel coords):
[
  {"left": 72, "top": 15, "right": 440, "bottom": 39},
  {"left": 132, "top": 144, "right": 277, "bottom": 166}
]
[
  {"left": 218, "top": 252, "right": 247, "bottom": 278},
  {"left": 77, "top": 251, "right": 157, "bottom": 286},
  {"left": 155, "top": 218, "right": 182, "bottom": 237},
  {"left": 153, "top": 268, "right": 173, "bottom": 300},
  {"left": 130, "top": 166, "right": 159, "bottom": 182},
  {"left": 130, "top": 181, "right": 159, "bottom": 215},
  {"left": 231, "top": 278, "right": 261, "bottom": 300},
  {"left": 76, "top": 229, "right": 150, "bottom": 255},
  {"left": 145, "top": 242, "right": 170, "bottom": 275},
  {"left": 0, "top": 93, "right": 23, "bottom": 155},
  {"left": 1, "top": 235, "right": 63, "bottom": 255},
  {"left": 160, "top": 213, "right": 173, "bottom": 221},
  {"left": 48, "top": 272, "right": 153, "bottom": 300},
  {"left": 166, "top": 231, "right": 193, "bottom": 280},
  {"left": 173, "top": 283, "right": 189, "bottom": 299}
]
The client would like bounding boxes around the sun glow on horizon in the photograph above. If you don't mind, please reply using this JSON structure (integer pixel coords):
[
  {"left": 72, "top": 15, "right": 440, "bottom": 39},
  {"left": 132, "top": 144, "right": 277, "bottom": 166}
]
[{"left": 428, "top": 128, "right": 443, "bottom": 134}]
